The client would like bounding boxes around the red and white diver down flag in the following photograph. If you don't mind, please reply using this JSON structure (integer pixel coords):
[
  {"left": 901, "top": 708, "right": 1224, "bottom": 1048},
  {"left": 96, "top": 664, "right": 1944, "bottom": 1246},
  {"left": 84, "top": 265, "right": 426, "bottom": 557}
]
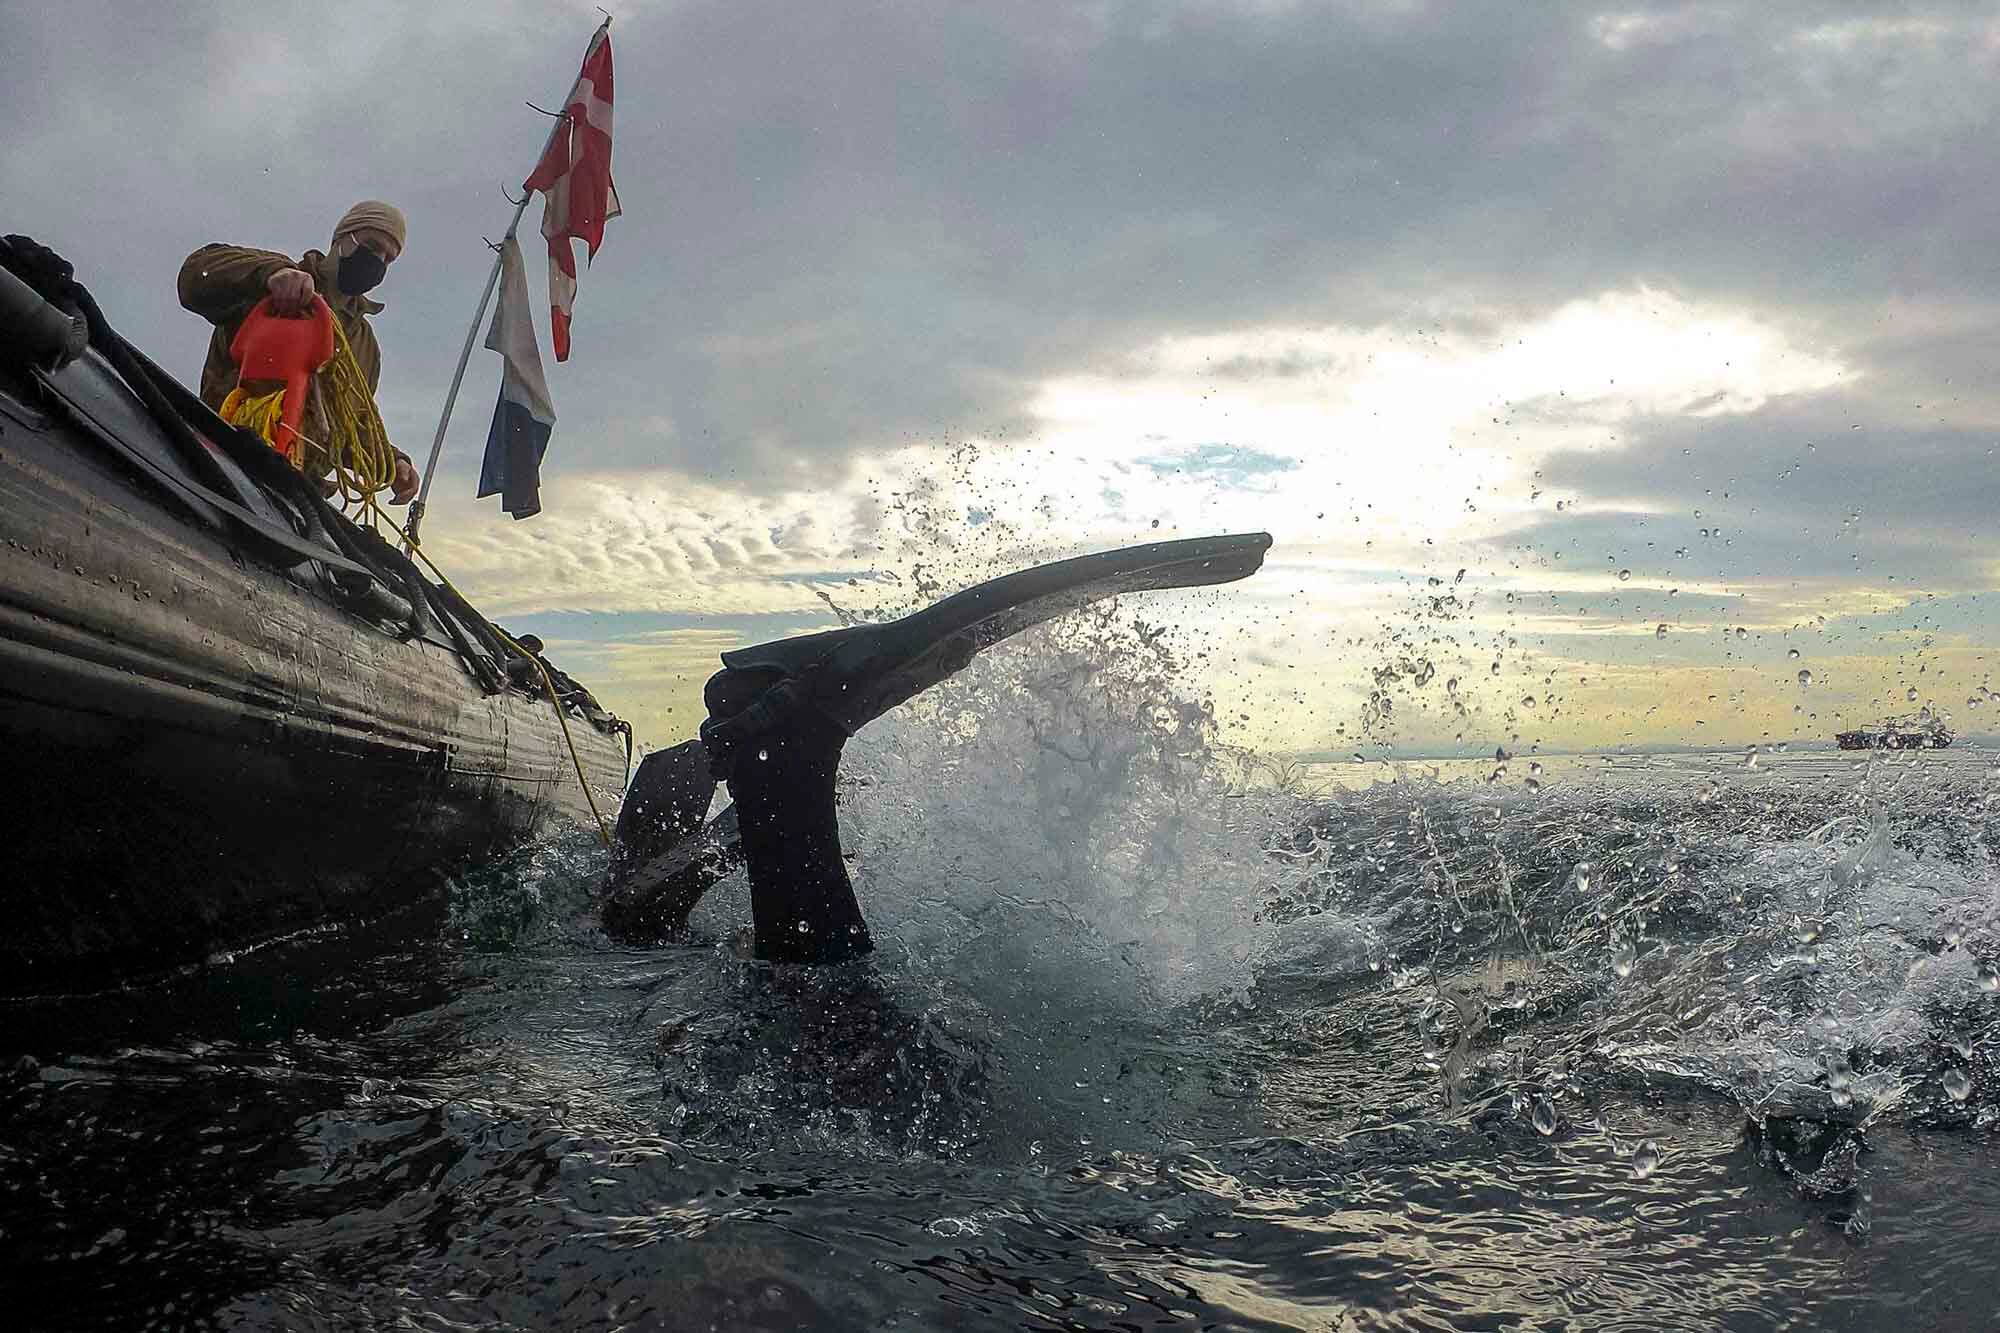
[
  {"left": 522, "top": 26, "right": 620, "bottom": 361},
  {"left": 477, "top": 237, "right": 557, "bottom": 519}
]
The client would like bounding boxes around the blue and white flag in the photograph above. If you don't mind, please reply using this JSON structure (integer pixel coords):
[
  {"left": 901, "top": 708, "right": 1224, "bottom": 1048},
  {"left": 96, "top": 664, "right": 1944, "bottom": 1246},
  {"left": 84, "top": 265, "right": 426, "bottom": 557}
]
[{"left": 477, "top": 236, "right": 558, "bottom": 519}]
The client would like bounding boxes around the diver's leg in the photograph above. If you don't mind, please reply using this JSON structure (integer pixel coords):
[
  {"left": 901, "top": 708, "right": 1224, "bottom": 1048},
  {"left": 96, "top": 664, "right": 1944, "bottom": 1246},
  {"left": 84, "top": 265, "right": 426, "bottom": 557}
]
[{"left": 704, "top": 668, "right": 873, "bottom": 964}]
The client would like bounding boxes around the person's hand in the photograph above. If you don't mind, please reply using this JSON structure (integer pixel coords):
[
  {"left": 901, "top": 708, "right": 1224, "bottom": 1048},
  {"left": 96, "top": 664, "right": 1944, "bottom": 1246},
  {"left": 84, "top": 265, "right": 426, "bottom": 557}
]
[
  {"left": 390, "top": 455, "right": 419, "bottom": 504},
  {"left": 266, "top": 267, "right": 316, "bottom": 315}
]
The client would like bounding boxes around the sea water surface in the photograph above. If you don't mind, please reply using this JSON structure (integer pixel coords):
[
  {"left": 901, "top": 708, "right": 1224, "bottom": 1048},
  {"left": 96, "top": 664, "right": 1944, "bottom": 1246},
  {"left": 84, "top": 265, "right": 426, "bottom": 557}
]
[{"left": 3, "top": 623, "right": 1998, "bottom": 1330}]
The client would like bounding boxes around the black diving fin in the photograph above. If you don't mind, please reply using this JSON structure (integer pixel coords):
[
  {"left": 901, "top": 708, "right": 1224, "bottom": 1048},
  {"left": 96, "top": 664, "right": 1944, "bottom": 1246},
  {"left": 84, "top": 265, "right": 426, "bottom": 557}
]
[
  {"left": 718, "top": 530, "right": 1272, "bottom": 733},
  {"left": 601, "top": 739, "right": 734, "bottom": 938},
  {"left": 601, "top": 531, "right": 1273, "bottom": 940}
]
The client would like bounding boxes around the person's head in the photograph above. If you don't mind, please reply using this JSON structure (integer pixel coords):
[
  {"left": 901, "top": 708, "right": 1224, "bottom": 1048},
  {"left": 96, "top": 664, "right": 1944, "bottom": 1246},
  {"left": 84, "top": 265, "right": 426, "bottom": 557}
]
[
  {"left": 516, "top": 634, "right": 545, "bottom": 656},
  {"left": 330, "top": 200, "right": 407, "bottom": 297}
]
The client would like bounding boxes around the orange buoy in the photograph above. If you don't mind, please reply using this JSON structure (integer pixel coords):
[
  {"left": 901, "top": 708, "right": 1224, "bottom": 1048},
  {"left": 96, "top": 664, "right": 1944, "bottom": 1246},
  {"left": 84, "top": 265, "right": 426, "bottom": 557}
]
[{"left": 228, "top": 296, "right": 336, "bottom": 461}]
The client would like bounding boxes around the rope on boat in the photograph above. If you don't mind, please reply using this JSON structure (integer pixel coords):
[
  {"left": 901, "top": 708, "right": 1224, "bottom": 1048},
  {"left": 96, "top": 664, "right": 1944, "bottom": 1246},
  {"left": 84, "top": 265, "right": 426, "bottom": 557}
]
[
  {"left": 216, "top": 385, "right": 294, "bottom": 456},
  {"left": 322, "top": 320, "right": 400, "bottom": 515},
  {"left": 361, "top": 493, "right": 614, "bottom": 848}
]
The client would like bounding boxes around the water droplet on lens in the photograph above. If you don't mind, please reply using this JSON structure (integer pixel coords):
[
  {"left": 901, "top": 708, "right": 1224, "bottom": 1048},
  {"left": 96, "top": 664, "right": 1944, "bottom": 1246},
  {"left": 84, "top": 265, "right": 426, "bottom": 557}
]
[
  {"left": 1631, "top": 1140, "right": 1660, "bottom": 1178},
  {"left": 1788, "top": 648, "right": 1801, "bottom": 660},
  {"left": 1528, "top": 761, "right": 1543, "bottom": 777},
  {"left": 1907, "top": 687, "right": 1919, "bottom": 703},
  {"left": 1611, "top": 933, "right": 1636, "bottom": 978},
  {"left": 1617, "top": 569, "right": 1631, "bottom": 581},
  {"left": 1798, "top": 669, "right": 1814, "bottom": 688},
  {"left": 1521, "top": 695, "right": 1537, "bottom": 708},
  {"left": 1575, "top": 860, "right": 1594, "bottom": 892},
  {"left": 1735, "top": 627, "right": 1748, "bottom": 640},
  {"left": 757, "top": 748, "right": 770, "bottom": 762},
  {"left": 1656, "top": 623, "right": 1669, "bottom": 639},
  {"left": 1530, "top": 1095, "right": 1558, "bottom": 1136},
  {"left": 1979, "top": 963, "right": 1999, "bottom": 993},
  {"left": 1943, "top": 1068, "right": 1972, "bottom": 1102}
]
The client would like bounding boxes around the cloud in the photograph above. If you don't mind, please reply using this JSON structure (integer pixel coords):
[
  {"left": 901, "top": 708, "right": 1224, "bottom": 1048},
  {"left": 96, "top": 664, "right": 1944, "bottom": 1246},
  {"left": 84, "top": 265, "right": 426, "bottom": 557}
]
[{"left": 15, "top": 1, "right": 2000, "bottom": 753}]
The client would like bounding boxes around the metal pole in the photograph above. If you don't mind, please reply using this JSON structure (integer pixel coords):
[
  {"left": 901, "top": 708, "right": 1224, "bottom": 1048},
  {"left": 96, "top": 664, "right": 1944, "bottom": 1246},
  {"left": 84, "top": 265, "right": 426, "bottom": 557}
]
[{"left": 405, "top": 18, "right": 609, "bottom": 547}]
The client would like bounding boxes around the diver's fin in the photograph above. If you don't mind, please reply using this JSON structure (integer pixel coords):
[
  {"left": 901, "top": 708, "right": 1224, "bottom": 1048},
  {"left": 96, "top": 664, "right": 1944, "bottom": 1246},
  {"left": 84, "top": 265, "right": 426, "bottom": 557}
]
[
  {"left": 602, "top": 739, "right": 730, "bottom": 938},
  {"left": 599, "top": 532, "right": 1273, "bottom": 942},
  {"left": 602, "top": 803, "right": 744, "bottom": 940},
  {"left": 721, "top": 531, "right": 1272, "bottom": 733}
]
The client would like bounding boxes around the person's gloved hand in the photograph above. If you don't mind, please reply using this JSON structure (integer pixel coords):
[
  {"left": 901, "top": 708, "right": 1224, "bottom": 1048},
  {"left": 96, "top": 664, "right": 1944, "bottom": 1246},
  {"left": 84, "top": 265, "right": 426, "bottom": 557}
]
[
  {"left": 265, "top": 267, "right": 316, "bottom": 316},
  {"left": 390, "top": 454, "right": 418, "bottom": 504}
]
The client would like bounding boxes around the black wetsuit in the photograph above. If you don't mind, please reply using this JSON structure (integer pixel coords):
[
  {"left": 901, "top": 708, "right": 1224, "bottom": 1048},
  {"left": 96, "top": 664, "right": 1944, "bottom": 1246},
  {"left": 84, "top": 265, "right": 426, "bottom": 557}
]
[{"left": 701, "top": 668, "right": 872, "bottom": 964}]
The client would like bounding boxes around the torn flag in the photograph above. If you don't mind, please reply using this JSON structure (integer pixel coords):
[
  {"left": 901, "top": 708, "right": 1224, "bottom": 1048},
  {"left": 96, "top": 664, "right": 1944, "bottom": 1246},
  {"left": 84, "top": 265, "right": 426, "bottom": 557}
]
[
  {"left": 522, "top": 26, "right": 620, "bottom": 361},
  {"left": 477, "top": 237, "right": 557, "bottom": 519}
]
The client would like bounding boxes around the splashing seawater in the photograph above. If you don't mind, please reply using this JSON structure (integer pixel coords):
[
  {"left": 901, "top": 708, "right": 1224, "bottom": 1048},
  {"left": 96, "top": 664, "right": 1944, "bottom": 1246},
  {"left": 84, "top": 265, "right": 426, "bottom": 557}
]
[
  {"left": 665, "top": 605, "right": 2000, "bottom": 1163},
  {"left": 9, "top": 588, "right": 2000, "bottom": 1327}
]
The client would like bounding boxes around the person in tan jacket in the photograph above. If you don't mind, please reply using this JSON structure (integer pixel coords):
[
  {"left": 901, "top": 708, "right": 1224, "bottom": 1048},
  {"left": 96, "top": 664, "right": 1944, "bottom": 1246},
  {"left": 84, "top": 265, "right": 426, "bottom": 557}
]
[{"left": 177, "top": 199, "right": 419, "bottom": 502}]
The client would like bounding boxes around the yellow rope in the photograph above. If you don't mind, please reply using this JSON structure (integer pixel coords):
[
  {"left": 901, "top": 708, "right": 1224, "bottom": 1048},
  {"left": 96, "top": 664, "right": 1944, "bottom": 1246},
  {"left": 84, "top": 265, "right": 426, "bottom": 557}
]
[
  {"left": 359, "top": 494, "right": 613, "bottom": 847},
  {"left": 320, "top": 319, "right": 399, "bottom": 518},
  {"left": 217, "top": 384, "right": 292, "bottom": 452}
]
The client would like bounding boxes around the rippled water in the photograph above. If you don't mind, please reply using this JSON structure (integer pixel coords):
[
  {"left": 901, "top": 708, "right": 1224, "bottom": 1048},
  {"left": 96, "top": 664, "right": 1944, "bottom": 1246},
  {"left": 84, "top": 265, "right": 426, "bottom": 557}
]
[{"left": 4, "top": 623, "right": 1998, "bottom": 1330}]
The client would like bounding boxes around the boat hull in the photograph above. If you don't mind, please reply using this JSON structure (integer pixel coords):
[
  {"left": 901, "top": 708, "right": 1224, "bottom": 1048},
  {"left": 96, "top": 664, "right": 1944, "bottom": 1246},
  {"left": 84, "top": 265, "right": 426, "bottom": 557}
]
[{"left": 0, "top": 351, "right": 624, "bottom": 995}]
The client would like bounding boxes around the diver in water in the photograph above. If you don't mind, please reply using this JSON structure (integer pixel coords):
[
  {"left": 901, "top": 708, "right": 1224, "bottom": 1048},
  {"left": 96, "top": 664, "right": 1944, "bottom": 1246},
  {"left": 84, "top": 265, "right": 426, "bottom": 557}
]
[
  {"left": 602, "top": 532, "right": 1275, "bottom": 965},
  {"left": 698, "top": 662, "right": 873, "bottom": 964}
]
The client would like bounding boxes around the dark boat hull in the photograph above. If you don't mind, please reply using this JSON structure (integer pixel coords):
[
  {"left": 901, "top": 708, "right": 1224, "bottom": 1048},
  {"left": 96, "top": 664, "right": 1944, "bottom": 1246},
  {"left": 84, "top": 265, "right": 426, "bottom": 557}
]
[{"left": 0, "top": 349, "right": 624, "bottom": 995}]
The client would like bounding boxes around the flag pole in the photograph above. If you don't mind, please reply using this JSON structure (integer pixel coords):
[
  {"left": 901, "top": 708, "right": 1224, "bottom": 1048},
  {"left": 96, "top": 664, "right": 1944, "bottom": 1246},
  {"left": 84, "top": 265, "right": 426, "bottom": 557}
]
[{"left": 405, "top": 17, "right": 610, "bottom": 548}]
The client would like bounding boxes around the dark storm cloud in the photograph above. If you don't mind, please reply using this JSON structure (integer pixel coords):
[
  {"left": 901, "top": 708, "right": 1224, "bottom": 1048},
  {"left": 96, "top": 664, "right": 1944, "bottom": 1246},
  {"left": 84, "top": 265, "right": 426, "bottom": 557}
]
[
  {"left": 1497, "top": 397, "right": 2000, "bottom": 591},
  {"left": 8, "top": 0, "right": 1999, "bottom": 502}
]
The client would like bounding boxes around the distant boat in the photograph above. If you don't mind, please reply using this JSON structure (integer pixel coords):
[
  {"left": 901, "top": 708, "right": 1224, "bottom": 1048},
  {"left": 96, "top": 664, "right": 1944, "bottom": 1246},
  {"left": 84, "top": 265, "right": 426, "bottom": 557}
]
[{"left": 1835, "top": 714, "right": 1954, "bottom": 750}]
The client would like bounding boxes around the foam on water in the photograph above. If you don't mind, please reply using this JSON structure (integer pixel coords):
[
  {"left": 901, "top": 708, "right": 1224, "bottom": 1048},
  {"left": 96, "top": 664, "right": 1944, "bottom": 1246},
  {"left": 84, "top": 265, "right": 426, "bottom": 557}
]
[
  {"left": 840, "top": 606, "right": 1275, "bottom": 1008},
  {"left": 626, "top": 589, "right": 2000, "bottom": 1161},
  {"left": 1245, "top": 751, "right": 2000, "bottom": 1135}
]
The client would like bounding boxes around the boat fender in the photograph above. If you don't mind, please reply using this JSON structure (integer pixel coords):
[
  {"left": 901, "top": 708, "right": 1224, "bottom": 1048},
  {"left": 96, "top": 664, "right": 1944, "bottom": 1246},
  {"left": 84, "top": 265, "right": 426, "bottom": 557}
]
[{"left": 0, "top": 250, "right": 88, "bottom": 370}]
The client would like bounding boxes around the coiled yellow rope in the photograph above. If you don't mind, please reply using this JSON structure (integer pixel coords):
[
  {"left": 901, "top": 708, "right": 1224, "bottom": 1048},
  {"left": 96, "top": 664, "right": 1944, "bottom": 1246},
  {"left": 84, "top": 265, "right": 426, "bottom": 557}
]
[
  {"left": 320, "top": 319, "right": 398, "bottom": 516},
  {"left": 216, "top": 386, "right": 294, "bottom": 458}
]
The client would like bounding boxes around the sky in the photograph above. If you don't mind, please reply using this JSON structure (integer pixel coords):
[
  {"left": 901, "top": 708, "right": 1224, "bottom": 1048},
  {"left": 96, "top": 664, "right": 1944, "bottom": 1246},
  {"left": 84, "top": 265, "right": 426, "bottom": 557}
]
[{"left": 9, "top": 0, "right": 2000, "bottom": 757}]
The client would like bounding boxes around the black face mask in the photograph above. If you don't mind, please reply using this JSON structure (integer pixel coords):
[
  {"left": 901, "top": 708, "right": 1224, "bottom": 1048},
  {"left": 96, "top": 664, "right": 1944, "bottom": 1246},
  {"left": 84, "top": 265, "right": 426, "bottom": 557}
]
[{"left": 336, "top": 247, "right": 388, "bottom": 295}]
